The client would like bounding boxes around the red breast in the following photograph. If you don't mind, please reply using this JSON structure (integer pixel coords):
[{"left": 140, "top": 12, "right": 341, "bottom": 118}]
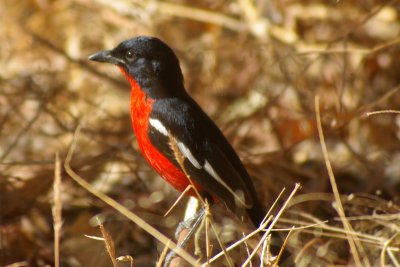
[{"left": 119, "top": 67, "right": 201, "bottom": 195}]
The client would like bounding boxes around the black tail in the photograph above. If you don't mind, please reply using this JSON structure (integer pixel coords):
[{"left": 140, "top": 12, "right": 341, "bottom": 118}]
[{"left": 247, "top": 197, "right": 268, "bottom": 228}]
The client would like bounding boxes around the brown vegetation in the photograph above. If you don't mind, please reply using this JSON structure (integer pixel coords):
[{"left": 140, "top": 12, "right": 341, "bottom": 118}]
[{"left": 1, "top": 0, "right": 400, "bottom": 266}]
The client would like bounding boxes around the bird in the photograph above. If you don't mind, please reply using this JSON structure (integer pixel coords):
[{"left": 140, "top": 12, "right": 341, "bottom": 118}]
[{"left": 88, "top": 36, "right": 291, "bottom": 265}]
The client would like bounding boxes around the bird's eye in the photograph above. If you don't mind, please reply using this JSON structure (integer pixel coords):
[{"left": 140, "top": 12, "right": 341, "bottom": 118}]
[{"left": 125, "top": 50, "right": 135, "bottom": 62}]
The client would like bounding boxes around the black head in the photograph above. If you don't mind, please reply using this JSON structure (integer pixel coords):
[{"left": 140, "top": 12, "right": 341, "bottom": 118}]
[{"left": 89, "top": 36, "right": 185, "bottom": 98}]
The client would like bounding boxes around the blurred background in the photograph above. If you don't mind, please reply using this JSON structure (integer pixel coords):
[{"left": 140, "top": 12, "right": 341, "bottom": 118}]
[{"left": 1, "top": 0, "right": 400, "bottom": 266}]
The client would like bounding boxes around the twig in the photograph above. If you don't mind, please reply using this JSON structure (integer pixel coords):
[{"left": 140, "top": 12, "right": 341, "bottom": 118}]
[
  {"left": 241, "top": 183, "right": 300, "bottom": 267},
  {"left": 203, "top": 217, "right": 272, "bottom": 266},
  {"left": 164, "top": 185, "right": 194, "bottom": 217},
  {"left": 156, "top": 240, "right": 171, "bottom": 267},
  {"left": 315, "top": 96, "right": 367, "bottom": 267},
  {"left": 243, "top": 233, "right": 253, "bottom": 267},
  {"left": 361, "top": 84, "right": 400, "bottom": 114},
  {"left": 52, "top": 153, "right": 62, "bottom": 267},
  {"left": 116, "top": 255, "right": 134, "bottom": 267},
  {"left": 64, "top": 125, "right": 199, "bottom": 266},
  {"left": 97, "top": 218, "right": 119, "bottom": 267},
  {"left": 387, "top": 249, "right": 400, "bottom": 267},
  {"left": 168, "top": 134, "right": 205, "bottom": 206},
  {"left": 204, "top": 205, "right": 211, "bottom": 266},
  {"left": 207, "top": 211, "right": 234, "bottom": 267},
  {"left": 260, "top": 233, "right": 268, "bottom": 267},
  {"left": 380, "top": 232, "right": 400, "bottom": 267},
  {"left": 273, "top": 227, "right": 294, "bottom": 267},
  {"left": 204, "top": 187, "right": 287, "bottom": 266},
  {"left": 366, "top": 110, "right": 400, "bottom": 116}
]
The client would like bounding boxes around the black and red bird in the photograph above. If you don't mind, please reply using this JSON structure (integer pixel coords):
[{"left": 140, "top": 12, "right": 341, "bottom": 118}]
[{"left": 88, "top": 36, "right": 267, "bottom": 230}]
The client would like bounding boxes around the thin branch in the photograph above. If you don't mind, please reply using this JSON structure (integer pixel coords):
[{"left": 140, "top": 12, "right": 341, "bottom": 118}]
[
  {"left": 52, "top": 153, "right": 62, "bottom": 267},
  {"left": 315, "top": 96, "right": 366, "bottom": 267},
  {"left": 64, "top": 126, "right": 199, "bottom": 267}
]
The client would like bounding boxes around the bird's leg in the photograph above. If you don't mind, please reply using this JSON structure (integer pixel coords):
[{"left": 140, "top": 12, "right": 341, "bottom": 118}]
[
  {"left": 163, "top": 208, "right": 205, "bottom": 267},
  {"left": 175, "top": 207, "right": 205, "bottom": 248}
]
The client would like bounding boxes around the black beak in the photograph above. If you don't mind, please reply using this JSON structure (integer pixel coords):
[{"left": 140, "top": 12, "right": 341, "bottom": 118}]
[{"left": 88, "top": 50, "right": 124, "bottom": 65}]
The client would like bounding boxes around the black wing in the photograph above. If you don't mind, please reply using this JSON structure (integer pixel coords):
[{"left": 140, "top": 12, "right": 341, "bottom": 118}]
[{"left": 148, "top": 96, "right": 259, "bottom": 211}]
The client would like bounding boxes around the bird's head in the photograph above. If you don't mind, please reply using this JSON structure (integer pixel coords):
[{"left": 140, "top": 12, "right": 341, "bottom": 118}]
[{"left": 89, "top": 36, "right": 185, "bottom": 98}]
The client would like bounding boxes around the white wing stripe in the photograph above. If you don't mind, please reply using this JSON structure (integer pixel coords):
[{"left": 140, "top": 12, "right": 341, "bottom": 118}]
[
  {"left": 148, "top": 118, "right": 248, "bottom": 207},
  {"left": 204, "top": 160, "right": 249, "bottom": 208},
  {"left": 177, "top": 141, "right": 202, "bottom": 169},
  {"left": 149, "top": 118, "right": 202, "bottom": 169},
  {"left": 149, "top": 118, "right": 168, "bottom": 136}
]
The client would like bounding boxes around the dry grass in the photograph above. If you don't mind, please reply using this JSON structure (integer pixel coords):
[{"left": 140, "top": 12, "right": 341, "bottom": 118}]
[{"left": 1, "top": 0, "right": 400, "bottom": 266}]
